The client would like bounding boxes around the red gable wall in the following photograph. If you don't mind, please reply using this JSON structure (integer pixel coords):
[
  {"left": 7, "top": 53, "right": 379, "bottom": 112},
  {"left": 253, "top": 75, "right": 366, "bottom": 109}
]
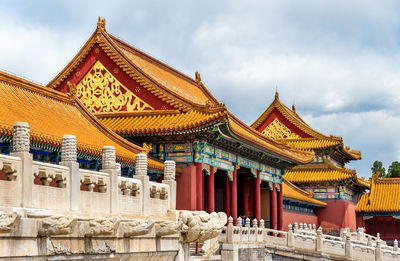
[
  {"left": 56, "top": 43, "right": 174, "bottom": 111},
  {"left": 255, "top": 108, "right": 312, "bottom": 138}
]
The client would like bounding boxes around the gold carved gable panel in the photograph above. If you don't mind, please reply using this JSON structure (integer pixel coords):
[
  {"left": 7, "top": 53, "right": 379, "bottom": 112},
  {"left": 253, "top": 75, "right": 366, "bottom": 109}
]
[
  {"left": 76, "top": 60, "right": 154, "bottom": 113},
  {"left": 262, "top": 118, "right": 300, "bottom": 140}
]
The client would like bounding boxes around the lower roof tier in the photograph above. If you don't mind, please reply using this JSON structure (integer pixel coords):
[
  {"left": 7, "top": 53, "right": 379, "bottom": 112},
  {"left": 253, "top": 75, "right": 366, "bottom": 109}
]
[
  {"left": 282, "top": 180, "right": 326, "bottom": 207},
  {"left": 284, "top": 162, "right": 370, "bottom": 188}
]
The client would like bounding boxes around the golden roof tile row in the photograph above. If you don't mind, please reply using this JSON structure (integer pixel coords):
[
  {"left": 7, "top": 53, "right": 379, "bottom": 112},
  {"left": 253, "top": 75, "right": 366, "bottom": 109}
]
[{"left": 284, "top": 163, "right": 369, "bottom": 188}]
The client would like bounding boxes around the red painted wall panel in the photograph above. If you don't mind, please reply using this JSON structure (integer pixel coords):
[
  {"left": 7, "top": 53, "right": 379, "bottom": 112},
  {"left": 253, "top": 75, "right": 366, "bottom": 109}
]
[
  {"left": 255, "top": 108, "right": 312, "bottom": 138},
  {"left": 176, "top": 164, "right": 197, "bottom": 211},
  {"left": 283, "top": 209, "right": 319, "bottom": 231},
  {"left": 315, "top": 199, "right": 357, "bottom": 232}
]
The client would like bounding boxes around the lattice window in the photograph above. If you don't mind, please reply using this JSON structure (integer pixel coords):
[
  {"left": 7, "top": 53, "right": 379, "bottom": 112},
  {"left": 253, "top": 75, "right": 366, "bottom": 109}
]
[
  {"left": 261, "top": 118, "right": 300, "bottom": 140},
  {"left": 76, "top": 60, "right": 153, "bottom": 113}
]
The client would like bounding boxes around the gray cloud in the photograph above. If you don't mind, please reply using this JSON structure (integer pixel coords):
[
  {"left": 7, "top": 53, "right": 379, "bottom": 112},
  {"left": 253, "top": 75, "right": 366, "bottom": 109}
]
[{"left": 1, "top": 0, "right": 400, "bottom": 177}]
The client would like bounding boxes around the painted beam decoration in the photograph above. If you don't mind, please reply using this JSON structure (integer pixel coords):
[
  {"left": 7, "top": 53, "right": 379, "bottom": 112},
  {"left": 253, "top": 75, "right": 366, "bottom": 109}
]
[
  {"left": 192, "top": 140, "right": 283, "bottom": 184},
  {"left": 304, "top": 186, "right": 354, "bottom": 200}
]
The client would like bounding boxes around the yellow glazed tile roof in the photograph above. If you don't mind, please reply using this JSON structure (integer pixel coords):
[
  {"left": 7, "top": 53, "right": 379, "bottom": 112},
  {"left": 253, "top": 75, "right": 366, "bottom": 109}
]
[
  {"left": 357, "top": 174, "right": 400, "bottom": 213},
  {"left": 284, "top": 163, "right": 369, "bottom": 188},
  {"left": 283, "top": 181, "right": 326, "bottom": 207},
  {"left": 251, "top": 93, "right": 361, "bottom": 161},
  {"left": 97, "top": 110, "right": 224, "bottom": 135},
  {"left": 0, "top": 71, "right": 163, "bottom": 170}
]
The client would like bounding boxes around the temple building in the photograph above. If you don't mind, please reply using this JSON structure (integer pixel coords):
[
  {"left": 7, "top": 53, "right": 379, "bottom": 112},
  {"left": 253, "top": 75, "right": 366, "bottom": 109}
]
[
  {"left": 356, "top": 174, "right": 400, "bottom": 244},
  {"left": 251, "top": 93, "right": 370, "bottom": 234},
  {"left": 46, "top": 18, "right": 315, "bottom": 227}
]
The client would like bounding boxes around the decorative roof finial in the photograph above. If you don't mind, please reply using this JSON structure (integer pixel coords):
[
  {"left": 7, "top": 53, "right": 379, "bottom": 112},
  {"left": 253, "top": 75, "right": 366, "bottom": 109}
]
[
  {"left": 292, "top": 104, "right": 296, "bottom": 112},
  {"left": 97, "top": 17, "right": 106, "bottom": 30},
  {"left": 372, "top": 171, "right": 379, "bottom": 183},
  {"left": 195, "top": 71, "right": 201, "bottom": 84},
  {"left": 66, "top": 81, "right": 76, "bottom": 102},
  {"left": 275, "top": 91, "right": 279, "bottom": 100}
]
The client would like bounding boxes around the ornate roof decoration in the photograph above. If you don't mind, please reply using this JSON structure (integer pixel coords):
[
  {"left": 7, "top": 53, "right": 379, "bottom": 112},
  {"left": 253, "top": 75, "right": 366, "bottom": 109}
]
[
  {"left": 283, "top": 180, "right": 326, "bottom": 207},
  {"left": 0, "top": 70, "right": 163, "bottom": 170},
  {"left": 356, "top": 175, "right": 400, "bottom": 213},
  {"left": 77, "top": 60, "right": 153, "bottom": 113},
  {"left": 262, "top": 118, "right": 300, "bottom": 140}
]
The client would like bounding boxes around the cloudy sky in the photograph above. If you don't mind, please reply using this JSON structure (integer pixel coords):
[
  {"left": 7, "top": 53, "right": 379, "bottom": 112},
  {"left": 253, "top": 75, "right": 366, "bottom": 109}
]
[{"left": 1, "top": 0, "right": 400, "bottom": 177}]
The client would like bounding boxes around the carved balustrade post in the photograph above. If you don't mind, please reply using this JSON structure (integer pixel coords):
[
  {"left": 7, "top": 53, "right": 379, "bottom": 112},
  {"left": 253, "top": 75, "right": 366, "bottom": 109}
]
[
  {"left": 293, "top": 222, "right": 299, "bottom": 234},
  {"left": 227, "top": 216, "right": 234, "bottom": 243},
  {"left": 162, "top": 160, "right": 176, "bottom": 210},
  {"left": 11, "top": 122, "right": 32, "bottom": 208},
  {"left": 375, "top": 238, "right": 382, "bottom": 261},
  {"left": 394, "top": 239, "right": 398, "bottom": 252},
  {"left": 345, "top": 234, "right": 352, "bottom": 258},
  {"left": 315, "top": 226, "right": 323, "bottom": 252},
  {"left": 100, "top": 146, "right": 120, "bottom": 214},
  {"left": 134, "top": 153, "right": 149, "bottom": 215},
  {"left": 60, "top": 135, "right": 79, "bottom": 211},
  {"left": 287, "top": 224, "right": 294, "bottom": 247}
]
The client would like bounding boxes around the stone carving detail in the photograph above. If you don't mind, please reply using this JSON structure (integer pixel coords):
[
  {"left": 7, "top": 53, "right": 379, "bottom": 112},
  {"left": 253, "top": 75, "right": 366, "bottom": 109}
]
[
  {"left": 163, "top": 160, "right": 176, "bottom": 180},
  {"left": 0, "top": 212, "right": 20, "bottom": 233},
  {"left": 135, "top": 153, "right": 147, "bottom": 176},
  {"left": 102, "top": 146, "right": 118, "bottom": 169},
  {"left": 81, "top": 175, "right": 107, "bottom": 192},
  {"left": 84, "top": 218, "right": 120, "bottom": 237},
  {"left": 61, "top": 135, "right": 77, "bottom": 164},
  {"left": 0, "top": 159, "right": 18, "bottom": 181},
  {"left": 123, "top": 219, "right": 154, "bottom": 237},
  {"left": 155, "top": 220, "right": 182, "bottom": 237},
  {"left": 150, "top": 185, "right": 168, "bottom": 200},
  {"left": 179, "top": 211, "right": 227, "bottom": 242},
  {"left": 38, "top": 216, "right": 76, "bottom": 236},
  {"left": 12, "top": 122, "right": 30, "bottom": 153},
  {"left": 33, "top": 167, "right": 66, "bottom": 187},
  {"left": 118, "top": 179, "right": 140, "bottom": 196}
]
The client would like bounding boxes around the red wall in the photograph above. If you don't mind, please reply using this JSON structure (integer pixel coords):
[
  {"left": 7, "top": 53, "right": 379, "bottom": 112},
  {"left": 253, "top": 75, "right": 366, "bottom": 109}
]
[
  {"left": 283, "top": 209, "right": 319, "bottom": 231},
  {"left": 176, "top": 164, "right": 197, "bottom": 211},
  {"left": 315, "top": 199, "right": 357, "bottom": 232}
]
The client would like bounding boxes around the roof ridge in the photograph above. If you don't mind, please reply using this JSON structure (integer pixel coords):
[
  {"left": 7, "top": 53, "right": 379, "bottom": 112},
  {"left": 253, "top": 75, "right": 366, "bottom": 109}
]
[
  {"left": 106, "top": 32, "right": 220, "bottom": 106},
  {"left": 107, "top": 33, "right": 198, "bottom": 87},
  {"left": 0, "top": 70, "right": 72, "bottom": 104}
]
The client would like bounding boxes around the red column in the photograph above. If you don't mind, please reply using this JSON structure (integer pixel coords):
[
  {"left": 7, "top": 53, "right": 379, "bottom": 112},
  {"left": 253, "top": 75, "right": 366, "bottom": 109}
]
[
  {"left": 375, "top": 218, "right": 378, "bottom": 236},
  {"left": 277, "top": 184, "right": 283, "bottom": 231},
  {"left": 393, "top": 219, "right": 395, "bottom": 239},
  {"left": 254, "top": 170, "right": 261, "bottom": 222},
  {"left": 243, "top": 176, "right": 249, "bottom": 216},
  {"left": 207, "top": 166, "right": 215, "bottom": 213},
  {"left": 230, "top": 164, "right": 238, "bottom": 225},
  {"left": 195, "top": 162, "right": 203, "bottom": 211},
  {"left": 270, "top": 183, "right": 277, "bottom": 230},
  {"left": 224, "top": 174, "right": 231, "bottom": 217}
]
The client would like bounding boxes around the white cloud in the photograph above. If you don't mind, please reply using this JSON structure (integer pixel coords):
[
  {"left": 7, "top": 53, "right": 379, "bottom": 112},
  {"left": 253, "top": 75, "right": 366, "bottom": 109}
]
[{"left": 1, "top": 0, "right": 400, "bottom": 177}]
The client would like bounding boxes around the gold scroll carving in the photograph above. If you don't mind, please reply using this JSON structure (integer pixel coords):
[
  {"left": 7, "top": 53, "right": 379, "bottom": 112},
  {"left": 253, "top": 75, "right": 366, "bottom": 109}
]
[
  {"left": 76, "top": 60, "right": 153, "bottom": 113},
  {"left": 262, "top": 118, "right": 300, "bottom": 140}
]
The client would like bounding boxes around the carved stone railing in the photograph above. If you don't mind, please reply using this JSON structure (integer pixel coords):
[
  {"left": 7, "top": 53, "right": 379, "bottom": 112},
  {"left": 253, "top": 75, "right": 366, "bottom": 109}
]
[
  {"left": 0, "top": 154, "right": 21, "bottom": 207},
  {"left": 220, "top": 218, "right": 400, "bottom": 261},
  {"left": 32, "top": 161, "right": 69, "bottom": 211},
  {"left": 0, "top": 122, "right": 177, "bottom": 218},
  {"left": 79, "top": 169, "right": 110, "bottom": 214},
  {"left": 148, "top": 181, "right": 170, "bottom": 216}
]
